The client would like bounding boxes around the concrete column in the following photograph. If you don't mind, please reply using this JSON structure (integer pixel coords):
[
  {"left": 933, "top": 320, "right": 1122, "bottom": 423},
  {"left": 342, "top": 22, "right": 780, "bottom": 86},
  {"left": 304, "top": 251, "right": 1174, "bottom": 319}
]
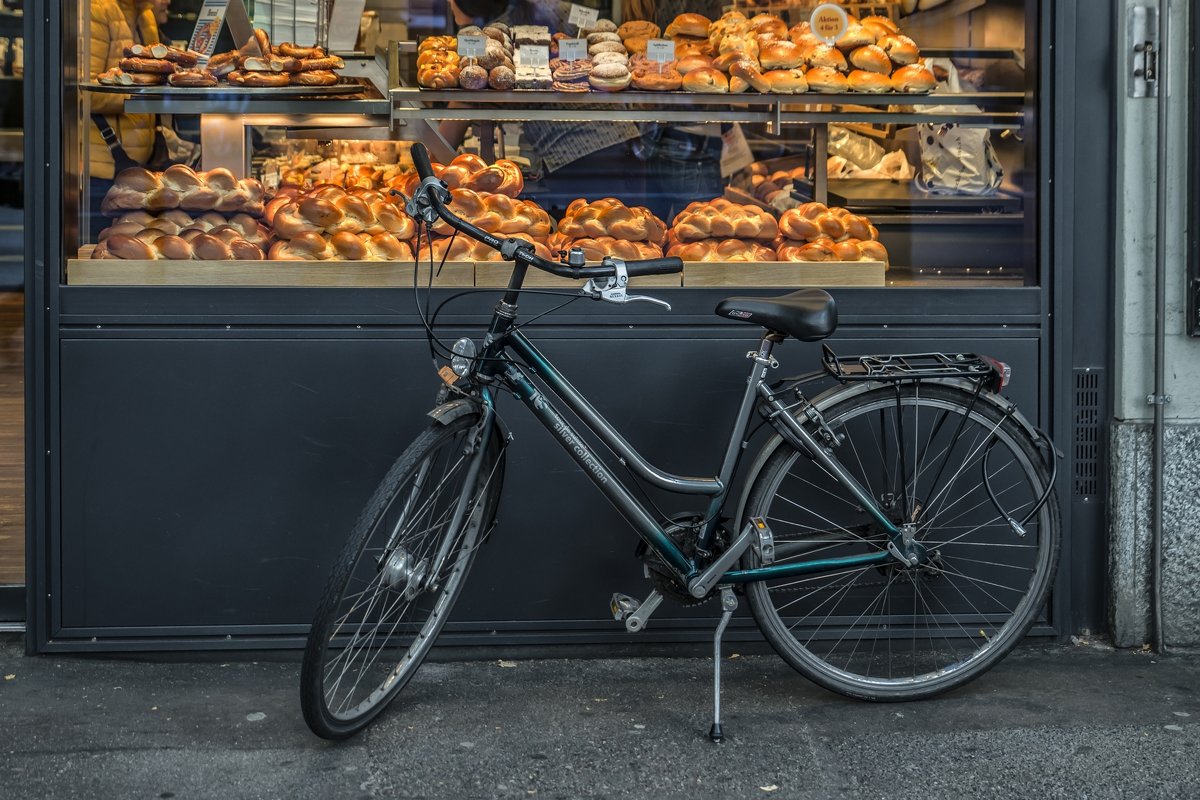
[{"left": 1110, "top": 0, "right": 1200, "bottom": 647}]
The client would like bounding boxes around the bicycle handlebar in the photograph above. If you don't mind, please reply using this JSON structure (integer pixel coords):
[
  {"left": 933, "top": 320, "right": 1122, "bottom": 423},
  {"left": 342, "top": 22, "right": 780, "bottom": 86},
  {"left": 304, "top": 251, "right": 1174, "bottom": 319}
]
[{"left": 409, "top": 143, "right": 683, "bottom": 282}]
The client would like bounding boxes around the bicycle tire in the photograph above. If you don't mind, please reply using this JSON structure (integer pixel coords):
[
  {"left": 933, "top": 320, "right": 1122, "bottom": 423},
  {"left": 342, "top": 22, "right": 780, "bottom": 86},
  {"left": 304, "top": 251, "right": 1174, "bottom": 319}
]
[
  {"left": 300, "top": 413, "right": 503, "bottom": 739},
  {"left": 743, "top": 382, "right": 1060, "bottom": 701}
]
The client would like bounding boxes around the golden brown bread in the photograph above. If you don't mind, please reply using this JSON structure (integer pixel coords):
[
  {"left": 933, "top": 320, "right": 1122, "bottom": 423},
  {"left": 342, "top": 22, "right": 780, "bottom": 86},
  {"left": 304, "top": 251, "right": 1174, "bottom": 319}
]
[
  {"left": 557, "top": 198, "right": 668, "bottom": 244},
  {"left": 671, "top": 198, "right": 779, "bottom": 241},
  {"left": 667, "top": 237, "right": 777, "bottom": 262}
]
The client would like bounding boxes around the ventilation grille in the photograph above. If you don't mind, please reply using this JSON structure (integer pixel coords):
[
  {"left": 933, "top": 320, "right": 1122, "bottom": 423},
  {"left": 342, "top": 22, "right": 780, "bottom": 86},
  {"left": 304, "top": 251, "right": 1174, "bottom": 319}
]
[{"left": 1072, "top": 369, "right": 1102, "bottom": 498}]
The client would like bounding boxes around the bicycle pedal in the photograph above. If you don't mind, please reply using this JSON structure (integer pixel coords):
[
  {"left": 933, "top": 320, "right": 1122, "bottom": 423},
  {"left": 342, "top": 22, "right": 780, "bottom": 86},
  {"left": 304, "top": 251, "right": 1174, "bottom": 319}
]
[
  {"left": 610, "top": 593, "right": 640, "bottom": 622},
  {"left": 611, "top": 590, "right": 664, "bottom": 632}
]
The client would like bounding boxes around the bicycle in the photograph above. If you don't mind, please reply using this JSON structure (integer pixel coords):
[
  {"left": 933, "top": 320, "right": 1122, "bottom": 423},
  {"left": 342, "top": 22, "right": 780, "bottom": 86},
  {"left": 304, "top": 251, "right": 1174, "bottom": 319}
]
[{"left": 300, "top": 143, "right": 1062, "bottom": 742}]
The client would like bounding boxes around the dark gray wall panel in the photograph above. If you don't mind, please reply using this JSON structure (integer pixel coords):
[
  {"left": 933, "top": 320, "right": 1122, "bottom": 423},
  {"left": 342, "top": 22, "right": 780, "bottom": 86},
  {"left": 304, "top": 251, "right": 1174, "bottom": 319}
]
[{"left": 57, "top": 332, "right": 1039, "bottom": 641}]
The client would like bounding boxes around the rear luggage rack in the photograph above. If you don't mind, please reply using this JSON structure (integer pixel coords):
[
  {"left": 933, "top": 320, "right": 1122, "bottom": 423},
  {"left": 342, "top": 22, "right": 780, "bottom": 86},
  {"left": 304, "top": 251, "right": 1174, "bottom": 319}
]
[{"left": 821, "top": 344, "right": 1006, "bottom": 388}]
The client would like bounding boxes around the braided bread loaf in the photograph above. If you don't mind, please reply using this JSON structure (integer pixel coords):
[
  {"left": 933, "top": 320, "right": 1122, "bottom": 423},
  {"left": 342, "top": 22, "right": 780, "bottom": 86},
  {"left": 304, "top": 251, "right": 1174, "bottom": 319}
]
[
  {"left": 269, "top": 185, "right": 417, "bottom": 240},
  {"left": 101, "top": 166, "right": 266, "bottom": 216},
  {"left": 92, "top": 227, "right": 265, "bottom": 260},
  {"left": 556, "top": 198, "right": 668, "bottom": 245},
  {"left": 667, "top": 237, "right": 777, "bottom": 262},
  {"left": 267, "top": 231, "right": 413, "bottom": 261},
  {"left": 429, "top": 188, "right": 551, "bottom": 238},
  {"left": 392, "top": 154, "right": 525, "bottom": 199},
  {"left": 420, "top": 232, "right": 552, "bottom": 262},
  {"left": 778, "top": 203, "right": 878, "bottom": 243},
  {"left": 776, "top": 237, "right": 889, "bottom": 264},
  {"left": 98, "top": 209, "right": 271, "bottom": 248},
  {"left": 548, "top": 236, "right": 664, "bottom": 261},
  {"left": 671, "top": 198, "right": 779, "bottom": 241}
]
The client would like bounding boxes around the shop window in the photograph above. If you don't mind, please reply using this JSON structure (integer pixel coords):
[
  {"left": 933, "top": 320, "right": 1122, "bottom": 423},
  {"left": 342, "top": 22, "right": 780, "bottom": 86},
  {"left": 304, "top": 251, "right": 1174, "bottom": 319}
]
[{"left": 65, "top": 0, "right": 1041, "bottom": 291}]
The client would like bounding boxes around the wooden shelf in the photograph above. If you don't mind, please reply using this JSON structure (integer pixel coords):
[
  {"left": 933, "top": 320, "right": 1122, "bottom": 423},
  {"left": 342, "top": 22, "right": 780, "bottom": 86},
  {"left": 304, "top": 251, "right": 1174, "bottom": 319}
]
[{"left": 683, "top": 261, "right": 886, "bottom": 288}]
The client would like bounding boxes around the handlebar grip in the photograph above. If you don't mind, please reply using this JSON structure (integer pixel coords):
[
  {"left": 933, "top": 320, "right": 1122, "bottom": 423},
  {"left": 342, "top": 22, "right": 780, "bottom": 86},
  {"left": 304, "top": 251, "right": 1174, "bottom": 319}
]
[
  {"left": 622, "top": 256, "right": 684, "bottom": 277},
  {"left": 411, "top": 143, "right": 435, "bottom": 181}
]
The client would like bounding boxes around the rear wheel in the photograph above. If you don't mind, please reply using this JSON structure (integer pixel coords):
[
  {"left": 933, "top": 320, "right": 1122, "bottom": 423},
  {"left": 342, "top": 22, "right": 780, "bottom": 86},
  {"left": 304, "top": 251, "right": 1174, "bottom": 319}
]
[
  {"left": 743, "top": 382, "right": 1060, "bottom": 701},
  {"left": 300, "top": 414, "right": 503, "bottom": 738}
]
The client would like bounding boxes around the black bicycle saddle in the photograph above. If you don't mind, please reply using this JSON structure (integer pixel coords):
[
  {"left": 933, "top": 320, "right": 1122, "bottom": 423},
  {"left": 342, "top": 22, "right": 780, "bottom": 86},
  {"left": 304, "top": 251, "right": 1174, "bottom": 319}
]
[{"left": 714, "top": 289, "right": 837, "bottom": 342}]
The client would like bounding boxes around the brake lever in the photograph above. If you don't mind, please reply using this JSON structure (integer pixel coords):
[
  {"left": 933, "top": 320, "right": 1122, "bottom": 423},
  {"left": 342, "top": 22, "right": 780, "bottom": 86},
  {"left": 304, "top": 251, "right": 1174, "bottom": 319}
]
[{"left": 580, "top": 257, "right": 672, "bottom": 311}]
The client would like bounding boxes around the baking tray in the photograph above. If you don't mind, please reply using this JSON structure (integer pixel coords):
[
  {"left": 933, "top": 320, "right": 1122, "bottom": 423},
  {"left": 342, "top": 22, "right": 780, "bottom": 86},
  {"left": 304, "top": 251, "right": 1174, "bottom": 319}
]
[{"left": 86, "top": 81, "right": 361, "bottom": 98}]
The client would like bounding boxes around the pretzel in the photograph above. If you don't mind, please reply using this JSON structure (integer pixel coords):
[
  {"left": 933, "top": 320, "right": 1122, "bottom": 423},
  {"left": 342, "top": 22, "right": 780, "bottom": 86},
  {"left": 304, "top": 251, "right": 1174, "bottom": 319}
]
[
  {"left": 277, "top": 42, "right": 326, "bottom": 59},
  {"left": 671, "top": 198, "right": 778, "bottom": 241},
  {"left": 556, "top": 198, "right": 668, "bottom": 244}
]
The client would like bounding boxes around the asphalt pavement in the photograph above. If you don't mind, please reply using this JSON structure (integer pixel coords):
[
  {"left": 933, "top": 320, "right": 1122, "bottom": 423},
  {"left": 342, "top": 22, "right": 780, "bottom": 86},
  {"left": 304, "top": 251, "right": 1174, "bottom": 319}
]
[{"left": 1, "top": 638, "right": 1198, "bottom": 799}]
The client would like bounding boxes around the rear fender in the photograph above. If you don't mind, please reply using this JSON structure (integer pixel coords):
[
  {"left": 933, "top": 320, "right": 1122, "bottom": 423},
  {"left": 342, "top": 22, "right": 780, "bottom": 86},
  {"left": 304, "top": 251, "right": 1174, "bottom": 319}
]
[{"left": 733, "top": 378, "right": 1041, "bottom": 527}]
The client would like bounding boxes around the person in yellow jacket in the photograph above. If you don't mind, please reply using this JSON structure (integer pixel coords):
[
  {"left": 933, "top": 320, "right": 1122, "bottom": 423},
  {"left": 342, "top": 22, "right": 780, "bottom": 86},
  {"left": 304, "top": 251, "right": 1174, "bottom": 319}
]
[{"left": 87, "top": 0, "right": 162, "bottom": 239}]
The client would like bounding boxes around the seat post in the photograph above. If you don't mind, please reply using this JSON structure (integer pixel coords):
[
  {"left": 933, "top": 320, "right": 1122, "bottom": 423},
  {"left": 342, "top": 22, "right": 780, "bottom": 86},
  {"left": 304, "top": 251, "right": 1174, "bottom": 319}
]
[{"left": 750, "top": 330, "right": 785, "bottom": 369}]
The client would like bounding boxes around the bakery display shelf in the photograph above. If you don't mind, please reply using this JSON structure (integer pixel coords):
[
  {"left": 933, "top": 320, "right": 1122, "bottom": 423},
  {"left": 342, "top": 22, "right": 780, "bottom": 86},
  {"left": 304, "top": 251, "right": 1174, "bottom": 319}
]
[
  {"left": 394, "top": 87, "right": 1023, "bottom": 107},
  {"left": 68, "top": 251, "right": 475, "bottom": 288},
  {"left": 682, "top": 260, "right": 886, "bottom": 288},
  {"left": 122, "top": 96, "right": 390, "bottom": 116},
  {"left": 86, "top": 81, "right": 362, "bottom": 98}
]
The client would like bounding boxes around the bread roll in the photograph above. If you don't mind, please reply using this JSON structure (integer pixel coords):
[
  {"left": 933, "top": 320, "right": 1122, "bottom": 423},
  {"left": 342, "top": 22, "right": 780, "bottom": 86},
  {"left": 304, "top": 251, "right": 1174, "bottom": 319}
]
[
  {"left": 805, "top": 66, "right": 849, "bottom": 93},
  {"left": 836, "top": 24, "right": 876, "bottom": 52},
  {"left": 618, "top": 20, "right": 660, "bottom": 40},
  {"left": 877, "top": 34, "right": 919, "bottom": 66},
  {"left": 806, "top": 44, "right": 848, "bottom": 72},
  {"left": 759, "top": 40, "right": 804, "bottom": 69},
  {"left": 682, "top": 67, "right": 729, "bottom": 93},
  {"left": 676, "top": 54, "right": 714, "bottom": 74},
  {"left": 891, "top": 63, "right": 936, "bottom": 93},
  {"left": 763, "top": 68, "right": 808, "bottom": 94},
  {"left": 665, "top": 13, "right": 711, "bottom": 39},
  {"left": 848, "top": 69, "right": 892, "bottom": 93},
  {"left": 748, "top": 14, "right": 787, "bottom": 38},
  {"left": 631, "top": 65, "right": 682, "bottom": 91},
  {"left": 849, "top": 44, "right": 890, "bottom": 74}
]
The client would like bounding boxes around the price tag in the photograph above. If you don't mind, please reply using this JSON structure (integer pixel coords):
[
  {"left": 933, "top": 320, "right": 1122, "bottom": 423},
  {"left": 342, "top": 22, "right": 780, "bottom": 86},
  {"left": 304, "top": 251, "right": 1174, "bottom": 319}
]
[
  {"left": 719, "top": 123, "right": 754, "bottom": 178},
  {"left": 568, "top": 3, "right": 599, "bottom": 31},
  {"left": 810, "top": 3, "right": 849, "bottom": 45},
  {"left": 188, "top": 0, "right": 228, "bottom": 59},
  {"left": 558, "top": 38, "right": 587, "bottom": 62},
  {"left": 457, "top": 35, "right": 487, "bottom": 58},
  {"left": 262, "top": 164, "right": 280, "bottom": 191},
  {"left": 645, "top": 38, "right": 675, "bottom": 63},
  {"left": 519, "top": 45, "right": 549, "bottom": 68}
]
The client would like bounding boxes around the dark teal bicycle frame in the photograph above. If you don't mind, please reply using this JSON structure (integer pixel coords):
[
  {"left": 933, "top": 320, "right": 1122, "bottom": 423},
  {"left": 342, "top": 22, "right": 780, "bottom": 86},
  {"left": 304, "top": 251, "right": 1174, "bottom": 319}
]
[{"left": 471, "top": 301, "right": 899, "bottom": 590}]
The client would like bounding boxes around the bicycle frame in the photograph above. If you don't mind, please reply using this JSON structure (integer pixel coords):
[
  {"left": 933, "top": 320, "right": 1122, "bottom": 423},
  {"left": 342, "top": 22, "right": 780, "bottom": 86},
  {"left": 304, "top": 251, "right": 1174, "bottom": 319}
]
[{"left": 469, "top": 300, "right": 899, "bottom": 591}]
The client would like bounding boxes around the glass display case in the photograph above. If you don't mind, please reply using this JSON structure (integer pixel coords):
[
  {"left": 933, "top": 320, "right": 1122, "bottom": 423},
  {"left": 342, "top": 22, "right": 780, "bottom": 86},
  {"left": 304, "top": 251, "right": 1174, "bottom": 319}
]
[{"left": 67, "top": 0, "right": 1038, "bottom": 292}]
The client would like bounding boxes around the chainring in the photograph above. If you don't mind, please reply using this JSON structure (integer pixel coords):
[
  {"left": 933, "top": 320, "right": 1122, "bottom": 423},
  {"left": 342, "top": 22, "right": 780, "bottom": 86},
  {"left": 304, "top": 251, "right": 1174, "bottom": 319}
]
[{"left": 637, "top": 515, "right": 729, "bottom": 607}]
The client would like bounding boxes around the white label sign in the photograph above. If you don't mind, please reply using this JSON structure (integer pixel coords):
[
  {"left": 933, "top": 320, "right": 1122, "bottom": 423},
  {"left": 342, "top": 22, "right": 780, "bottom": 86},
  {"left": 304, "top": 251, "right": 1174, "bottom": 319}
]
[
  {"left": 810, "top": 3, "right": 849, "bottom": 45},
  {"left": 457, "top": 35, "right": 487, "bottom": 58},
  {"left": 645, "top": 38, "right": 675, "bottom": 63},
  {"left": 558, "top": 38, "right": 587, "bottom": 62},
  {"left": 719, "top": 123, "right": 754, "bottom": 178},
  {"left": 188, "top": 0, "right": 228, "bottom": 58},
  {"left": 568, "top": 3, "right": 599, "bottom": 31},
  {"left": 520, "top": 45, "right": 549, "bottom": 67}
]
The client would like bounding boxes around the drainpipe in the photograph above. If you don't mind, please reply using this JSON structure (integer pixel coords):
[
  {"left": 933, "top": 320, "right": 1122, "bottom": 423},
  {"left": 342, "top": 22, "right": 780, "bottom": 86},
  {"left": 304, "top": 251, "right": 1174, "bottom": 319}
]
[{"left": 1150, "top": 0, "right": 1171, "bottom": 654}]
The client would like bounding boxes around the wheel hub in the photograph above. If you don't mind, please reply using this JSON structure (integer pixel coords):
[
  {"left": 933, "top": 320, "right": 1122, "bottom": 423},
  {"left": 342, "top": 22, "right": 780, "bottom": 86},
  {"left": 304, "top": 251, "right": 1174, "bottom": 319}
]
[
  {"left": 381, "top": 548, "right": 428, "bottom": 601},
  {"left": 887, "top": 522, "right": 929, "bottom": 568}
]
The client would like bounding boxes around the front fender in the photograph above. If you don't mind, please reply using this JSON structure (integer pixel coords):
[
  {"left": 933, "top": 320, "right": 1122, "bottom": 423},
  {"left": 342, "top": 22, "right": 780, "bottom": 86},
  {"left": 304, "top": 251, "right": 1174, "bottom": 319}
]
[
  {"left": 732, "top": 378, "right": 1042, "bottom": 527},
  {"left": 427, "top": 397, "right": 481, "bottom": 426}
]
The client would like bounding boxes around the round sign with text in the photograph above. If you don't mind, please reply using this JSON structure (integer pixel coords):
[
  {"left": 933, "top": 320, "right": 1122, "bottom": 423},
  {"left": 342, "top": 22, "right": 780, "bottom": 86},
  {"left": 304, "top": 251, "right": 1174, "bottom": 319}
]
[{"left": 810, "top": 3, "right": 849, "bottom": 45}]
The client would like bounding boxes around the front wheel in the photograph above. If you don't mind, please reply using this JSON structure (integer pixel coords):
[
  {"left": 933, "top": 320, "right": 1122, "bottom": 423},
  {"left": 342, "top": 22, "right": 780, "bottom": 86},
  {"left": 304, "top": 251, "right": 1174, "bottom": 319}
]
[
  {"left": 743, "top": 382, "right": 1060, "bottom": 701},
  {"left": 300, "top": 413, "right": 503, "bottom": 739}
]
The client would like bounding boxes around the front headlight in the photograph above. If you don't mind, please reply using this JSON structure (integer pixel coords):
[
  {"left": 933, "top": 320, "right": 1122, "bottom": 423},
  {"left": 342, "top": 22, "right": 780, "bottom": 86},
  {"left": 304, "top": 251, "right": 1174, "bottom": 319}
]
[{"left": 450, "top": 337, "right": 477, "bottom": 377}]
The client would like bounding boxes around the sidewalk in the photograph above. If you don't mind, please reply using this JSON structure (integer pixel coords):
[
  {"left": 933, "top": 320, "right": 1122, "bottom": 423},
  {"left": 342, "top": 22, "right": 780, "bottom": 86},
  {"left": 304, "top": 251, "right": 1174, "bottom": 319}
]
[{"left": 1, "top": 639, "right": 1197, "bottom": 799}]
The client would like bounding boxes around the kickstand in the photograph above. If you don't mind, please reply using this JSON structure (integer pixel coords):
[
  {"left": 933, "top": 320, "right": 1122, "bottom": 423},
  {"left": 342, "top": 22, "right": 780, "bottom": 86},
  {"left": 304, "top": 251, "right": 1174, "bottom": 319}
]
[{"left": 709, "top": 587, "right": 738, "bottom": 743}]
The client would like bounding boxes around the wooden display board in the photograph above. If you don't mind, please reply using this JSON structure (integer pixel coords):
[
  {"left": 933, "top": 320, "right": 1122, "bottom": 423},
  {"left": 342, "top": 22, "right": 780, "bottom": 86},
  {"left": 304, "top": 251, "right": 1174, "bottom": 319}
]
[
  {"left": 683, "top": 260, "right": 886, "bottom": 287},
  {"left": 67, "top": 255, "right": 475, "bottom": 288},
  {"left": 475, "top": 265, "right": 683, "bottom": 289}
]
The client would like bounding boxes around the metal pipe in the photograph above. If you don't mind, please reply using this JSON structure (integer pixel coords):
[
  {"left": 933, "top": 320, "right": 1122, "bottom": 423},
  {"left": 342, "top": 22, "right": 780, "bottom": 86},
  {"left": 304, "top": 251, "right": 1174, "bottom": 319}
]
[{"left": 1151, "top": 0, "right": 1171, "bottom": 654}]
